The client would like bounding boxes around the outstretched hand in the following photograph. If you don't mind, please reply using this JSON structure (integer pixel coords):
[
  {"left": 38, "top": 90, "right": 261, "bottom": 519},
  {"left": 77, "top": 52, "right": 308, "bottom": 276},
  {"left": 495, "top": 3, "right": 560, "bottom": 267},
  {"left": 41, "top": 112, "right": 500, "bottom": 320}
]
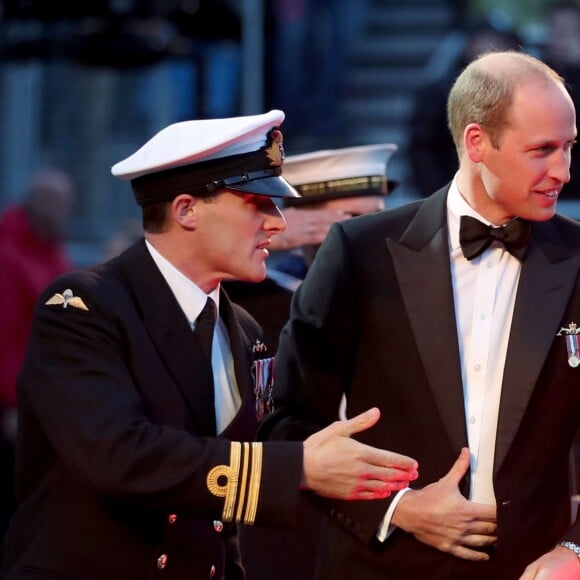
[
  {"left": 301, "top": 407, "right": 419, "bottom": 500},
  {"left": 392, "top": 447, "right": 497, "bottom": 561}
]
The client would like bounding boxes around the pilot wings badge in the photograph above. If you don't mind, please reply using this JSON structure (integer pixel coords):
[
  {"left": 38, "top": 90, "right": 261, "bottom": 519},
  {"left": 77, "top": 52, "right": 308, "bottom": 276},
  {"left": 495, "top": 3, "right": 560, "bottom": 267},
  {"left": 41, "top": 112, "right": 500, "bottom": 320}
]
[
  {"left": 557, "top": 322, "right": 580, "bottom": 368},
  {"left": 44, "top": 288, "right": 89, "bottom": 311}
]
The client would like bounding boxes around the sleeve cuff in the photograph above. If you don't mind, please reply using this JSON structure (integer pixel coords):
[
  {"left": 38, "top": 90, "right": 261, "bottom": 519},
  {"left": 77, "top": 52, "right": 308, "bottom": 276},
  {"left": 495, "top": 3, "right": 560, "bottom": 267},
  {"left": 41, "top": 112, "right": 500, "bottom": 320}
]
[{"left": 376, "top": 487, "right": 412, "bottom": 542}]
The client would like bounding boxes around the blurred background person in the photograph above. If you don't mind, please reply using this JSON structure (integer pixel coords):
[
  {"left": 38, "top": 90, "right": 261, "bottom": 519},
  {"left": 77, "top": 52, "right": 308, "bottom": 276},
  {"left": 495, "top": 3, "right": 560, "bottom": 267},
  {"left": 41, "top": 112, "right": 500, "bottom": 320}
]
[
  {"left": 233, "top": 143, "right": 397, "bottom": 580},
  {"left": 225, "top": 143, "right": 397, "bottom": 354},
  {"left": 0, "top": 167, "right": 76, "bottom": 542},
  {"left": 267, "top": 205, "right": 349, "bottom": 255}
]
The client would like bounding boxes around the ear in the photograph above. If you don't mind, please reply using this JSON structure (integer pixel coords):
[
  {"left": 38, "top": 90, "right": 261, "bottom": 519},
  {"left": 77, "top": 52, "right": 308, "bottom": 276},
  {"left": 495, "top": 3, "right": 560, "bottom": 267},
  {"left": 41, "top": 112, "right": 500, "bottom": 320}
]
[
  {"left": 464, "top": 122, "right": 486, "bottom": 163},
  {"left": 173, "top": 195, "right": 198, "bottom": 229}
]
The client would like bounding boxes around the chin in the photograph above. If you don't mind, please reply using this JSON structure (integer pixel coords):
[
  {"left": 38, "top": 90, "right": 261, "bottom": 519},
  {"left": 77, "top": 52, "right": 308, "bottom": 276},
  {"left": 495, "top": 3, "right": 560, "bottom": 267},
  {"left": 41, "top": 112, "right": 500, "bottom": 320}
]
[
  {"left": 238, "top": 268, "right": 267, "bottom": 283},
  {"left": 534, "top": 207, "right": 557, "bottom": 222}
]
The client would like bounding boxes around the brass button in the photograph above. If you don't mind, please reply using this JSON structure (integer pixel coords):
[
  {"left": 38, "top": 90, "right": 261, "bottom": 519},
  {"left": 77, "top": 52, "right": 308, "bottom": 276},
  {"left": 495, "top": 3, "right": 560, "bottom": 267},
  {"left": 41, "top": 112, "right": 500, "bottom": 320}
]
[
  {"left": 213, "top": 520, "right": 223, "bottom": 533},
  {"left": 168, "top": 514, "right": 177, "bottom": 524},
  {"left": 157, "top": 554, "right": 168, "bottom": 570},
  {"left": 209, "top": 564, "right": 216, "bottom": 577}
]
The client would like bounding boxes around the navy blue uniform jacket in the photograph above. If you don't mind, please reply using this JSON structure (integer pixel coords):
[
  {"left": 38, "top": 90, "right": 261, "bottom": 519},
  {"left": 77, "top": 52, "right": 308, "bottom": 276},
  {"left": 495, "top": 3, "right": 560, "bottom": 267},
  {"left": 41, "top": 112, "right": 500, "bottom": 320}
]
[{"left": 0, "top": 239, "right": 303, "bottom": 580}]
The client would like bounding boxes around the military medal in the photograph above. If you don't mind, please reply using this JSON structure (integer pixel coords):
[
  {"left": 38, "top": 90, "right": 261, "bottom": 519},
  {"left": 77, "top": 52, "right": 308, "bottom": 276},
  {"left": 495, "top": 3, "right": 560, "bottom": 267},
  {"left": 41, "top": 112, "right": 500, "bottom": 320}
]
[
  {"left": 557, "top": 322, "right": 580, "bottom": 368},
  {"left": 252, "top": 356, "right": 276, "bottom": 419}
]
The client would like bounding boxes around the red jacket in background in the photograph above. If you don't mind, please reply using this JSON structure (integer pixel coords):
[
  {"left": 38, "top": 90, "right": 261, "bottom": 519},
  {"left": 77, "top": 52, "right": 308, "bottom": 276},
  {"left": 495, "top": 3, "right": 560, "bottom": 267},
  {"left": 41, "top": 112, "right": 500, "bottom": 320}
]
[{"left": 0, "top": 206, "right": 72, "bottom": 409}]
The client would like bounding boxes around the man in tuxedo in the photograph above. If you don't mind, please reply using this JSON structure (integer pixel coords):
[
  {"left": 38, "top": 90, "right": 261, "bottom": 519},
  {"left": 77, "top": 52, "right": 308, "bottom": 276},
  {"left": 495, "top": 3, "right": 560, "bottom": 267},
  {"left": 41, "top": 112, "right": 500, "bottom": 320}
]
[
  {"left": 0, "top": 110, "right": 419, "bottom": 580},
  {"left": 262, "top": 52, "right": 580, "bottom": 579}
]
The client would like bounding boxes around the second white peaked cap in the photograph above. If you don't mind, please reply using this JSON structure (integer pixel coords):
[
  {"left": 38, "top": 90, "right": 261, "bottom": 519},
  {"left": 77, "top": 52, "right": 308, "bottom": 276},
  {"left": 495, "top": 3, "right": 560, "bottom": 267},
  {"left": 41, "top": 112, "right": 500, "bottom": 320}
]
[
  {"left": 281, "top": 143, "right": 398, "bottom": 206},
  {"left": 111, "top": 109, "right": 299, "bottom": 206}
]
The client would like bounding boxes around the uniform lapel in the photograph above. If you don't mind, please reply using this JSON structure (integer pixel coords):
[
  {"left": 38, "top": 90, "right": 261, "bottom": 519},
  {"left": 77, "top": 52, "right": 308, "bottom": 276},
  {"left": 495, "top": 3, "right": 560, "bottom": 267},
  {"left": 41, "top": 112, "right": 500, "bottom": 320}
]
[
  {"left": 388, "top": 188, "right": 468, "bottom": 453},
  {"left": 218, "top": 292, "right": 260, "bottom": 437},
  {"left": 121, "top": 240, "right": 216, "bottom": 435},
  {"left": 495, "top": 219, "right": 580, "bottom": 471}
]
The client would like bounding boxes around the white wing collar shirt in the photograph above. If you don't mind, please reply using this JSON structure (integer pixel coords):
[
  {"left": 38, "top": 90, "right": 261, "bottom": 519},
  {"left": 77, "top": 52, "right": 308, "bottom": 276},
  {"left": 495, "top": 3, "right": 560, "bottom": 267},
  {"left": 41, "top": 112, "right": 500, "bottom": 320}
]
[{"left": 146, "top": 240, "right": 241, "bottom": 434}]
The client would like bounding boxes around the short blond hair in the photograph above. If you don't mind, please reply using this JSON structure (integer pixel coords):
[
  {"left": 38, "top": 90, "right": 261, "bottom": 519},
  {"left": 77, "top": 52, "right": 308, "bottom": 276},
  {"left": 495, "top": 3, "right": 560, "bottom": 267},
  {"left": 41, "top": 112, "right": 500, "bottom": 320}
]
[{"left": 447, "top": 51, "right": 565, "bottom": 157}]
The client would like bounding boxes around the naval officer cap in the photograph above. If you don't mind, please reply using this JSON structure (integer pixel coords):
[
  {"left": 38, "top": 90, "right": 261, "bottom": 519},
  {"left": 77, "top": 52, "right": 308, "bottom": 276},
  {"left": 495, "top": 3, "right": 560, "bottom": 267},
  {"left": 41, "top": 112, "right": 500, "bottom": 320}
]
[
  {"left": 282, "top": 143, "right": 398, "bottom": 207},
  {"left": 111, "top": 109, "right": 300, "bottom": 207}
]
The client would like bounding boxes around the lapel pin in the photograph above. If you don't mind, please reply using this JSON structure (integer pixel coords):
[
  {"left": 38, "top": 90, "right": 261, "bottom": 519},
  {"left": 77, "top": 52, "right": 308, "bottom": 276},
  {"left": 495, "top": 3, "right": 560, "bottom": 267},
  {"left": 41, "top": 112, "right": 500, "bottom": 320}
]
[
  {"left": 557, "top": 322, "right": 580, "bottom": 368},
  {"left": 252, "top": 339, "right": 267, "bottom": 353}
]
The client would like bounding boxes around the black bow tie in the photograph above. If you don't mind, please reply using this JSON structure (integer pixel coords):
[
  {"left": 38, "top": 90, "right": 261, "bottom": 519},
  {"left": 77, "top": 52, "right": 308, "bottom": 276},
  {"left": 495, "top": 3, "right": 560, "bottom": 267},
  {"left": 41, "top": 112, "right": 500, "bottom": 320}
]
[{"left": 459, "top": 215, "right": 531, "bottom": 261}]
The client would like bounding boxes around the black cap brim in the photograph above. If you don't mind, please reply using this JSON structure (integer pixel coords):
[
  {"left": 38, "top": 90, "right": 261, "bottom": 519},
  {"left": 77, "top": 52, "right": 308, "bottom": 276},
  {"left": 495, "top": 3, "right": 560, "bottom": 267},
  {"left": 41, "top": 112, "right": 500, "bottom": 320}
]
[{"left": 228, "top": 175, "right": 300, "bottom": 198}]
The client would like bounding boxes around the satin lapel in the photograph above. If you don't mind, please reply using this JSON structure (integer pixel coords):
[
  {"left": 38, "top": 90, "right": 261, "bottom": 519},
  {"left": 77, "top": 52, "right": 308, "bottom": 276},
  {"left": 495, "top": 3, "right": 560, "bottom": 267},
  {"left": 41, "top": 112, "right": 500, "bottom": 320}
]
[
  {"left": 387, "top": 189, "right": 468, "bottom": 453},
  {"left": 121, "top": 240, "right": 216, "bottom": 435},
  {"left": 495, "top": 222, "right": 580, "bottom": 471}
]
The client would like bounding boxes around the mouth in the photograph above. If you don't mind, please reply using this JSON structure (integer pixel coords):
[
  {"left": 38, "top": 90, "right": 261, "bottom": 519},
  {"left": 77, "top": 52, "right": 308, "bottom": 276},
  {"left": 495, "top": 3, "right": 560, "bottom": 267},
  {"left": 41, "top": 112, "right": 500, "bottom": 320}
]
[
  {"left": 256, "top": 239, "right": 271, "bottom": 256},
  {"left": 533, "top": 188, "right": 560, "bottom": 205},
  {"left": 535, "top": 188, "right": 560, "bottom": 199}
]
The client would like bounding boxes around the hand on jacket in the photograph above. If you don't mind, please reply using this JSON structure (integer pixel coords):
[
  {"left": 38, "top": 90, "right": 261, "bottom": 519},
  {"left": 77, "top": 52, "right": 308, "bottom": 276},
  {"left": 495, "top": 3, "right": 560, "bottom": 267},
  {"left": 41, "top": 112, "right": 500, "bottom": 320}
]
[
  {"left": 519, "top": 545, "right": 580, "bottom": 579},
  {"left": 300, "top": 407, "right": 419, "bottom": 500},
  {"left": 392, "top": 447, "right": 497, "bottom": 561}
]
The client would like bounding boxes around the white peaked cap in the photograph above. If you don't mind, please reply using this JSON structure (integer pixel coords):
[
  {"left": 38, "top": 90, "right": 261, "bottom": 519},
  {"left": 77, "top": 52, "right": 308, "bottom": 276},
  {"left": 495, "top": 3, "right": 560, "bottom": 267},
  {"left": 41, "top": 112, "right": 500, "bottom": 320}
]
[
  {"left": 281, "top": 143, "right": 398, "bottom": 206},
  {"left": 111, "top": 109, "right": 299, "bottom": 206}
]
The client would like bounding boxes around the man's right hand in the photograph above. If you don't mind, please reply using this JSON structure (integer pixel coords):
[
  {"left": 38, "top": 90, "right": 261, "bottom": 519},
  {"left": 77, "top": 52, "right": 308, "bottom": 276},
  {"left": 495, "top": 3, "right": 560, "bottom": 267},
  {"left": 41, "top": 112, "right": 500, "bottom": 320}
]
[{"left": 301, "top": 407, "right": 419, "bottom": 500}]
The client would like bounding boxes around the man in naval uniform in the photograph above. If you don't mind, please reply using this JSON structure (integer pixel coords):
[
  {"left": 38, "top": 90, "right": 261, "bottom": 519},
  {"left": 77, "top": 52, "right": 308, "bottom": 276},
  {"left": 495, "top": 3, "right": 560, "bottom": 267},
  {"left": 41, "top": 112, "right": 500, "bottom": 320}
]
[{"left": 0, "top": 111, "right": 418, "bottom": 580}]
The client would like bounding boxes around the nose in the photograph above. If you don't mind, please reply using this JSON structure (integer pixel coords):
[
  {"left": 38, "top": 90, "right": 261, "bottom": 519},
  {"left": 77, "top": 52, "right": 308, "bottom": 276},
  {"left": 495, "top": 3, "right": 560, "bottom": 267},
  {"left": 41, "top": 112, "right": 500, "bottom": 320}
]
[
  {"left": 263, "top": 203, "right": 286, "bottom": 234},
  {"left": 552, "top": 149, "right": 571, "bottom": 183}
]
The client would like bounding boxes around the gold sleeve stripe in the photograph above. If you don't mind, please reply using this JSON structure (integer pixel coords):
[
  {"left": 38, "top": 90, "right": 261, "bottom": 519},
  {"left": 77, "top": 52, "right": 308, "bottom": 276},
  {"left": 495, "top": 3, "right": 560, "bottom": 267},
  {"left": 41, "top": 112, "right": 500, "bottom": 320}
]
[
  {"left": 235, "top": 443, "right": 250, "bottom": 522},
  {"left": 206, "top": 442, "right": 241, "bottom": 522},
  {"left": 206, "top": 442, "right": 264, "bottom": 525},
  {"left": 243, "top": 442, "right": 263, "bottom": 525},
  {"left": 224, "top": 441, "right": 241, "bottom": 522}
]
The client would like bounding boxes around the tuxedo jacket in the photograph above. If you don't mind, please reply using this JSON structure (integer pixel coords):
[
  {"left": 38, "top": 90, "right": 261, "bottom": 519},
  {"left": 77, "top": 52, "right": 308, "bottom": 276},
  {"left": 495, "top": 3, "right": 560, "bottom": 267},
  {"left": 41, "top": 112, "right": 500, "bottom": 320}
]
[
  {"left": 0, "top": 240, "right": 303, "bottom": 580},
  {"left": 264, "top": 186, "right": 580, "bottom": 579}
]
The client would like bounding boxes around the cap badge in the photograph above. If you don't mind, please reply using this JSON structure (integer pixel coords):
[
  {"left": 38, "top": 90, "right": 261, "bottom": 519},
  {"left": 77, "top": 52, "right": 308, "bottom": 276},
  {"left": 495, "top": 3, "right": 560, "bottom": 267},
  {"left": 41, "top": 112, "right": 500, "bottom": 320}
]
[
  {"left": 557, "top": 322, "right": 580, "bottom": 368},
  {"left": 45, "top": 288, "right": 89, "bottom": 311},
  {"left": 265, "top": 129, "right": 284, "bottom": 167}
]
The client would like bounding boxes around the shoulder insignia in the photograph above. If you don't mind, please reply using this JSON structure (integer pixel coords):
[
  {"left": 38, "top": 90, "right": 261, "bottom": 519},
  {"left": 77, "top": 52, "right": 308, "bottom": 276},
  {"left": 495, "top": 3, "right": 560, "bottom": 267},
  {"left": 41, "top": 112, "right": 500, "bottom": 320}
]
[
  {"left": 45, "top": 289, "right": 89, "bottom": 311},
  {"left": 207, "top": 442, "right": 263, "bottom": 525}
]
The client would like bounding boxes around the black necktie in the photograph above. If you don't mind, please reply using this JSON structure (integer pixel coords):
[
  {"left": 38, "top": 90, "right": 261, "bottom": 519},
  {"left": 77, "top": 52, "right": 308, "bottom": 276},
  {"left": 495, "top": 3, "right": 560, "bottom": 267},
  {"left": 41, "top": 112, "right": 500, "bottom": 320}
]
[
  {"left": 459, "top": 215, "right": 531, "bottom": 261},
  {"left": 195, "top": 297, "right": 217, "bottom": 360}
]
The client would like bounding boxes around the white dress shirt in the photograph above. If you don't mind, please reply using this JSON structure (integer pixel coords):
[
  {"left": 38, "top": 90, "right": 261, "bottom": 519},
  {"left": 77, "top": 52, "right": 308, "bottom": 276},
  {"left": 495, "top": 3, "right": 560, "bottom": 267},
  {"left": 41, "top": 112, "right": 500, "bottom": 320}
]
[
  {"left": 146, "top": 241, "right": 241, "bottom": 433},
  {"left": 378, "top": 176, "right": 522, "bottom": 540},
  {"left": 448, "top": 178, "right": 522, "bottom": 503}
]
